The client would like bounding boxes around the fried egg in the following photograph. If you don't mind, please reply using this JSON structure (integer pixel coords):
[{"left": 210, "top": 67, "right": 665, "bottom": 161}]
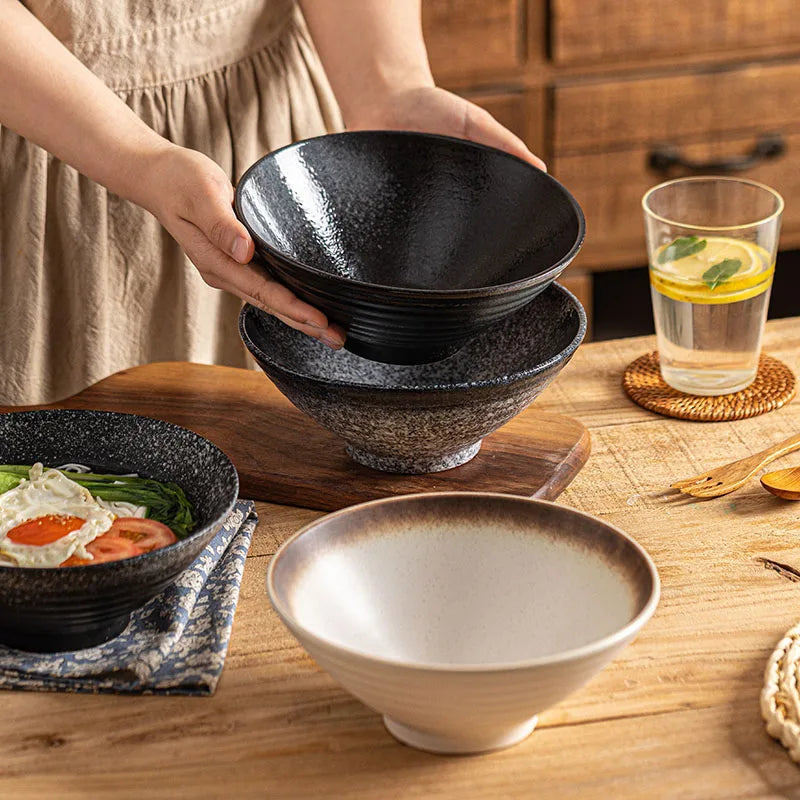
[{"left": 0, "top": 463, "right": 116, "bottom": 567}]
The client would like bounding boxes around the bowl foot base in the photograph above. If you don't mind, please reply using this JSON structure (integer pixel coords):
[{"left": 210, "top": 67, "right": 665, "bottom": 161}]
[
  {"left": 383, "top": 715, "right": 538, "bottom": 755},
  {"left": 346, "top": 441, "right": 482, "bottom": 474},
  {"left": 0, "top": 613, "right": 132, "bottom": 653}
]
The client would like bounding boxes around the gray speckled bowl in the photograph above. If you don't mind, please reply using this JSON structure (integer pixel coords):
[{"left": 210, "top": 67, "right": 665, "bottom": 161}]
[
  {"left": 0, "top": 410, "right": 239, "bottom": 652},
  {"left": 239, "top": 283, "right": 586, "bottom": 474}
]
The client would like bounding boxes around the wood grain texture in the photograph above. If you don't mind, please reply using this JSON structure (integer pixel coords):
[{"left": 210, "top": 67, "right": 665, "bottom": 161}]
[
  {"left": 2, "top": 318, "right": 800, "bottom": 798},
  {"left": 551, "top": 0, "right": 800, "bottom": 65},
  {"left": 427, "top": 0, "right": 800, "bottom": 92},
  {"left": 0, "top": 362, "right": 590, "bottom": 509},
  {"left": 761, "top": 466, "right": 800, "bottom": 500},
  {"left": 422, "top": 0, "right": 523, "bottom": 82},
  {"left": 3, "top": 698, "right": 798, "bottom": 799},
  {"left": 535, "top": 317, "right": 800, "bottom": 428},
  {"left": 420, "top": 0, "right": 800, "bottom": 320},
  {"left": 553, "top": 130, "right": 800, "bottom": 270},
  {"left": 553, "top": 62, "right": 800, "bottom": 155}
]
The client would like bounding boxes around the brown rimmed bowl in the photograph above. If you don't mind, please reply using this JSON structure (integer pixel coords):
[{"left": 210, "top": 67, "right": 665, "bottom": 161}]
[{"left": 268, "top": 492, "right": 660, "bottom": 754}]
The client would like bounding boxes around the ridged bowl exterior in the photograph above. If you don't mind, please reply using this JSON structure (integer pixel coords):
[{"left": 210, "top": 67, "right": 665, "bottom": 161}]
[
  {"left": 235, "top": 131, "right": 585, "bottom": 364},
  {"left": 293, "top": 627, "right": 632, "bottom": 749},
  {"left": 239, "top": 283, "right": 586, "bottom": 473},
  {"left": 262, "top": 257, "right": 554, "bottom": 364},
  {"left": 0, "top": 410, "right": 239, "bottom": 651}
]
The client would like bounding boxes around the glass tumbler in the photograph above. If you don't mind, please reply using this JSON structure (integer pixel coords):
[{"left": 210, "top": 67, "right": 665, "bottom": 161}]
[{"left": 642, "top": 176, "right": 783, "bottom": 396}]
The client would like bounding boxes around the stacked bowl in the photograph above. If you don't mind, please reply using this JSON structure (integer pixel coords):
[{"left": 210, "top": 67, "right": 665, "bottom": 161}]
[
  {"left": 235, "top": 131, "right": 585, "bottom": 366},
  {"left": 240, "top": 283, "right": 585, "bottom": 473},
  {"left": 235, "top": 131, "right": 586, "bottom": 473},
  {"left": 236, "top": 133, "right": 659, "bottom": 756}
]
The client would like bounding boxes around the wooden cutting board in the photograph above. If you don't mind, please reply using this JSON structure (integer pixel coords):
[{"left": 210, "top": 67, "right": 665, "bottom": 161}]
[{"left": 2, "top": 362, "right": 590, "bottom": 510}]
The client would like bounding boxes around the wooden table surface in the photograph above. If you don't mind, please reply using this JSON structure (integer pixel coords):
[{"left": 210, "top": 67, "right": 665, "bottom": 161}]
[{"left": 4, "top": 318, "right": 800, "bottom": 799}]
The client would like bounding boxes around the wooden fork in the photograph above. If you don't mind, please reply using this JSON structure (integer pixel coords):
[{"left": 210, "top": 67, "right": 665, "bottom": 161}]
[{"left": 671, "top": 432, "right": 800, "bottom": 498}]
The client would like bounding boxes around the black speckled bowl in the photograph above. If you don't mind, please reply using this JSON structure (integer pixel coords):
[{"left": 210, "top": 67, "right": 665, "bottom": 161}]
[
  {"left": 240, "top": 283, "right": 586, "bottom": 474},
  {"left": 0, "top": 410, "right": 238, "bottom": 652},
  {"left": 235, "top": 131, "right": 585, "bottom": 365}
]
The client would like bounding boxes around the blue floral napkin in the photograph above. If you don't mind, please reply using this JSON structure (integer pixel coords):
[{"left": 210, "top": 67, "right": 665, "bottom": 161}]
[{"left": 0, "top": 500, "right": 257, "bottom": 695}]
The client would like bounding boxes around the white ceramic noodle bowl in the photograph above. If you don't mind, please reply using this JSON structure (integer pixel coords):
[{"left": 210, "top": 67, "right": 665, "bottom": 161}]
[{"left": 267, "top": 493, "right": 660, "bottom": 754}]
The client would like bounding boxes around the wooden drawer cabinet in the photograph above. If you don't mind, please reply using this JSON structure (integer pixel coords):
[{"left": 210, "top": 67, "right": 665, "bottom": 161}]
[
  {"left": 465, "top": 89, "right": 546, "bottom": 156},
  {"left": 423, "top": 0, "right": 800, "bottom": 330},
  {"left": 552, "top": 62, "right": 800, "bottom": 267},
  {"left": 555, "top": 131, "right": 800, "bottom": 269},
  {"left": 551, "top": 0, "right": 800, "bottom": 66}
]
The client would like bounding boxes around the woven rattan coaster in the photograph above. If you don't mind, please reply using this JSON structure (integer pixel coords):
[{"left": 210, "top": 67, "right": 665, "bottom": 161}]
[
  {"left": 623, "top": 352, "right": 796, "bottom": 421},
  {"left": 762, "top": 622, "right": 800, "bottom": 763}
]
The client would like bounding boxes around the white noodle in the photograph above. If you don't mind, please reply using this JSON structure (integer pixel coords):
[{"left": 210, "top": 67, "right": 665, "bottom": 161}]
[{"left": 55, "top": 463, "right": 139, "bottom": 478}]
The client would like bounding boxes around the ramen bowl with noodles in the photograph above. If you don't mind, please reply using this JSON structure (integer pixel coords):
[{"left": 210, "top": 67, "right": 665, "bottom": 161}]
[{"left": 0, "top": 409, "right": 238, "bottom": 652}]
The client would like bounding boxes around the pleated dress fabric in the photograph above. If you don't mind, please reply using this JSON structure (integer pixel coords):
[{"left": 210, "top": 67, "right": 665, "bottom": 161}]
[{"left": 0, "top": 0, "right": 342, "bottom": 404}]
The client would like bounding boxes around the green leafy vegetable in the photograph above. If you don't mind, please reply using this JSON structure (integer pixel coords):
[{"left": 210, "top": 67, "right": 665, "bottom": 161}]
[
  {"left": 658, "top": 236, "right": 707, "bottom": 264},
  {"left": 0, "top": 466, "right": 196, "bottom": 539},
  {"left": 0, "top": 471, "right": 20, "bottom": 494},
  {"left": 702, "top": 258, "right": 742, "bottom": 290}
]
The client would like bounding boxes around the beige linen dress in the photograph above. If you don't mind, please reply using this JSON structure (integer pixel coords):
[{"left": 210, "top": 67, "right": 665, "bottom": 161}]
[{"left": 0, "top": 0, "right": 342, "bottom": 405}]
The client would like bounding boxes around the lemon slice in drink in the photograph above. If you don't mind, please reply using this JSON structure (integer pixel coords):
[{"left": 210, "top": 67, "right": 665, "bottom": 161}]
[{"left": 651, "top": 236, "right": 774, "bottom": 304}]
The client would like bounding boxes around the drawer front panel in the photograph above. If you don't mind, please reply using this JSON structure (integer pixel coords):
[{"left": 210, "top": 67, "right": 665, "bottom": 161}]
[
  {"left": 554, "top": 133, "right": 800, "bottom": 270},
  {"left": 551, "top": 0, "right": 800, "bottom": 65},
  {"left": 553, "top": 63, "right": 800, "bottom": 155},
  {"left": 423, "top": 0, "right": 523, "bottom": 81},
  {"left": 465, "top": 89, "right": 546, "bottom": 155}
]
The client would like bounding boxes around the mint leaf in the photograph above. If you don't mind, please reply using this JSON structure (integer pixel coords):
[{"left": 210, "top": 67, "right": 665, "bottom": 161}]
[
  {"left": 702, "top": 258, "right": 742, "bottom": 290},
  {"left": 658, "top": 236, "right": 707, "bottom": 264}
]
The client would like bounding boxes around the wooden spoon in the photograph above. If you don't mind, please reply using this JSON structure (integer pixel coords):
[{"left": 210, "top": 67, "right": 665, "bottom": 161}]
[{"left": 761, "top": 466, "right": 800, "bottom": 500}]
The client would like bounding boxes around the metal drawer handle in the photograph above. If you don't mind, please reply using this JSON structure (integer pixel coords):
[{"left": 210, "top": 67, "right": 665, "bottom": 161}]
[{"left": 648, "top": 134, "right": 786, "bottom": 174}]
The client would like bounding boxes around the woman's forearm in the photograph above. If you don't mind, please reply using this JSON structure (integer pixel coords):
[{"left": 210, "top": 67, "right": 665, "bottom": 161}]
[
  {"left": 0, "top": 0, "right": 343, "bottom": 341},
  {"left": 0, "top": 0, "right": 168, "bottom": 208},
  {"left": 298, "top": 0, "right": 434, "bottom": 127}
]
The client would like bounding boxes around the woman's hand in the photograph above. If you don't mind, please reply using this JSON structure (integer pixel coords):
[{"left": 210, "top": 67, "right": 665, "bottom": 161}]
[
  {"left": 299, "top": 0, "right": 544, "bottom": 170},
  {"left": 346, "top": 86, "right": 546, "bottom": 171},
  {"left": 139, "top": 87, "right": 540, "bottom": 351},
  {"left": 141, "top": 145, "right": 345, "bottom": 349}
]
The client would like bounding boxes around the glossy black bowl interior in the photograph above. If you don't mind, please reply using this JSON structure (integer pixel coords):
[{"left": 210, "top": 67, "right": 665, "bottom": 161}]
[
  {"left": 0, "top": 410, "right": 238, "bottom": 652},
  {"left": 235, "top": 131, "right": 585, "bottom": 364}
]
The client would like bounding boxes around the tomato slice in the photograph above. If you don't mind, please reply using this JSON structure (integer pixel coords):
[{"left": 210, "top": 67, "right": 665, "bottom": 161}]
[
  {"left": 7, "top": 515, "right": 85, "bottom": 546},
  {"left": 108, "top": 517, "right": 177, "bottom": 553},
  {"left": 60, "top": 533, "right": 142, "bottom": 566},
  {"left": 58, "top": 518, "right": 177, "bottom": 567},
  {"left": 86, "top": 534, "right": 142, "bottom": 562}
]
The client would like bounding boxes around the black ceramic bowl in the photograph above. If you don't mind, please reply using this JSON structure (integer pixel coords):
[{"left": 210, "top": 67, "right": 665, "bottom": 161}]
[
  {"left": 0, "top": 410, "right": 238, "bottom": 652},
  {"left": 235, "top": 131, "right": 585, "bottom": 365},
  {"left": 240, "top": 283, "right": 585, "bottom": 474}
]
